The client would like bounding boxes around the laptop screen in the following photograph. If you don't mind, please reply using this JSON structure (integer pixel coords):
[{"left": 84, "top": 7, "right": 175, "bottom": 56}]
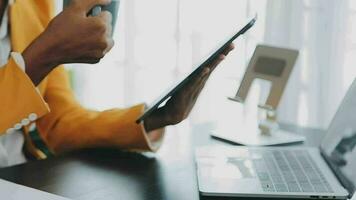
[{"left": 321, "top": 80, "right": 356, "bottom": 196}]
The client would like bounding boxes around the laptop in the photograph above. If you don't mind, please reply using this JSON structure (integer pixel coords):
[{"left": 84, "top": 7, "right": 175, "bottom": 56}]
[{"left": 195, "top": 80, "right": 356, "bottom": 199}]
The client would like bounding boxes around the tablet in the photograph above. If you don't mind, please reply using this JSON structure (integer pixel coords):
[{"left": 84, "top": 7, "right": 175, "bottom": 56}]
[{"left": 136, "top": 16, "right": 257, "bottom": 123}]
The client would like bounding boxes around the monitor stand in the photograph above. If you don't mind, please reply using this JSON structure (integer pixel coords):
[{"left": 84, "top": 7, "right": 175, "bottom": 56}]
[
  {"left": 211, "top": 128, "right": 305, "bottom": 146},
  {"left": 214, "top": 45, "right": 303, "bottom": 146},
  {"left": 211, "top": 99, "right": 305, "bottom": 146}
]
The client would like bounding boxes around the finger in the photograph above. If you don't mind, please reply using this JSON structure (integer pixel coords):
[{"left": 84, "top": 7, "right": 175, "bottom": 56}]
[
  {"left": 192, "top": 71, "right": 209, "bottom": 99},
  {"left": 175, "top": 67, "right": 209, "bottom": 100},
  {"left": 194, "top": 72, "right": 210, "bottom": 95},
  {"left": 180, "top": 74, "right": 208, "bottom": 116},
  {"left": 167, "top": 68, "right": 209, "bottom": 120},
  {"left": 191, "top": 68, "right": 210, "bottom": 90},
  {"left": 186, "top": 71, "right": 210, "bottom": 112},
  {"left": 96, "top": 11, "right": 113, "bottom": 35},
  {"left": 106, "top": 24, "right": 113, "bottom": 36},
  {"left": 188, "top": 44, "right": 233, "bottom": 104},
  {"left": 76, "top": 0, "right": 111, "bottom": 13},
  {"left": 206, "top": 54, "right": 225, "bottom": 73},
  {"left": 97, "top": 10, "right": 113, "bottom": 24},
  {"left": 201, "top": 67, "right": 211, "bottom": 78},
  {"left": 221, "top": 43, "right": 234, "bottom": 56},
  {"left": 187, "top": 68, "right": 209, "bottom": 99},
  {"left": 222, "top": 43, "right": 235, "bottom": 56},
  {"left": 103, "top": 38, "right": 115, "bottom": 54}
]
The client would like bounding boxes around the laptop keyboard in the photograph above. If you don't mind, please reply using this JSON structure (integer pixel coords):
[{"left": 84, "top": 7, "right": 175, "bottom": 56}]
[{"left": 251, "top": 149, "right": 334, "bottom": 193}]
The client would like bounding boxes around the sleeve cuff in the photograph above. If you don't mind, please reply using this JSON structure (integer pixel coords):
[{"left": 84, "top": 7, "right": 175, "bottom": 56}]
[
  {"left": 139, "top": 122, "right": 165, "bottom": 152},
  {"left": 0, "top": 56, "right": 50, "bottom": 134},
  {"left": 125, "top": 104, "right": 165, "bottom": 152},
  {"left": 11, "top": 52, "right": 25, "bottom": 71},
  {"left": 11, "top": 52, "right": 42, "bottom": 93}
]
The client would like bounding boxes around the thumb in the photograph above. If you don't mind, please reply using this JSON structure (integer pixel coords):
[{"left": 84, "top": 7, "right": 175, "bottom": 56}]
[{"left": 74, "top": 0, "right": 111, "bottom": 14}]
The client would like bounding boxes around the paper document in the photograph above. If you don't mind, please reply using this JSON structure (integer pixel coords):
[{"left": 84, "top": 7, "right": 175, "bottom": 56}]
[{"left": 0, "top": 179, "right": 71, "bottom": 200}]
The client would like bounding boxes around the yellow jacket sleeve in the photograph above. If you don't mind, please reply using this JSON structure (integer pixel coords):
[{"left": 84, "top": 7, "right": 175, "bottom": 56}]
[
  {"left": 0, "top": 57, "right": 50, "bottom": 134},
  {"left": 5, "top": 0, "right": 163, "bottom": 157},
  {"left": 35, "top": 66, "right": 159, "bottom": 154}
]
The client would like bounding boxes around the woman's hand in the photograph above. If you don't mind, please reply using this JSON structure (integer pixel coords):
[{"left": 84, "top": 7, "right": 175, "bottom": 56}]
[
  {"left": 144, "top": 43, "right": 235, "bottom": 132},
  {"left": 23, "top": 0, "right": 114, "bottom": 85}
]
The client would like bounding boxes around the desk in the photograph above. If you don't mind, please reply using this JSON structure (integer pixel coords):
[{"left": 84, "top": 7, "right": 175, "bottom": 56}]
[{"left": 0, "top": 123, "right": 325, "bottom": 200}]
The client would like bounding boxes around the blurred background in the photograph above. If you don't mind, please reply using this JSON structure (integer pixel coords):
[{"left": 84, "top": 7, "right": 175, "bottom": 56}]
[{"left": 54, "top": 0, "right": 356, "bottom": 129}]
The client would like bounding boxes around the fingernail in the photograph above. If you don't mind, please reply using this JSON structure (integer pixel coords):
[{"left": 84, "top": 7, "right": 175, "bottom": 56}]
[
  {"left": 220, "top": 54, "right": 225, "bottom": 60},
  {"left": 202, "top": 68, "right": 210, "bottom": 76}
]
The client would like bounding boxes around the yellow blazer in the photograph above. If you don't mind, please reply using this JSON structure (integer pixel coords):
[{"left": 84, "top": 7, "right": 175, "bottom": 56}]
[{"left": 0, "top": 0, "right": 159, "bottom": 159}]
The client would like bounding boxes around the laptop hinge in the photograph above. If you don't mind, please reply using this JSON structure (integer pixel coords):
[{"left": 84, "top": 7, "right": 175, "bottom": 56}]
[{"left": 320, "top": 147, "right": 354, "bottom": 198}]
